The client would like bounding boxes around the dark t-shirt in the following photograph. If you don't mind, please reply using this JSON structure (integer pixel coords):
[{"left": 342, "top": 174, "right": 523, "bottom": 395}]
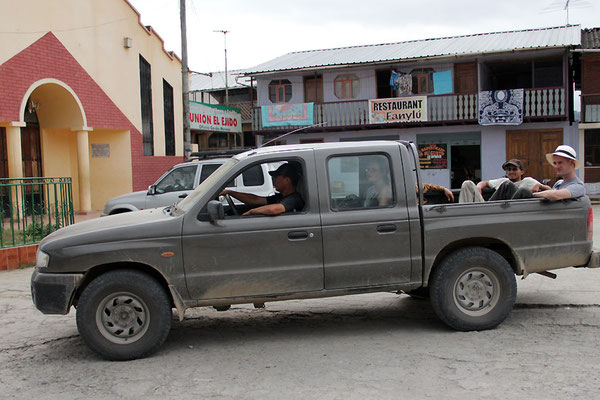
[{"left": 267, "top": 192, "right": 305, "bottom": 212}]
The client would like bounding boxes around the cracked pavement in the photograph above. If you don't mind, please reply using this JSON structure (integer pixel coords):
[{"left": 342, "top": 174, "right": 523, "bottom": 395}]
[{"left": 1, "top": 206, "right": 600, "bottom": 399}]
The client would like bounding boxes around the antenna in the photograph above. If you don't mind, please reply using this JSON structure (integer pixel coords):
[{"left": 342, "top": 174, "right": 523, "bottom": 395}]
[
  {"left": 541, "top": 0, "right": 591, "bottom": 25},
  {"left": 213, "top": 30, "right": 229, "bottom": 106},
  {"left": 260, "top": 122, "right": 329, "bottom": 147}
]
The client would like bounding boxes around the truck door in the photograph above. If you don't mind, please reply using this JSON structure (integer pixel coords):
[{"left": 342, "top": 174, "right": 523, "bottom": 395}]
[
  {"left": 316, "top": 148, "right": 412, "bottom": 289},
  {"left": 181, "top": 154, "right": 324, "bottom": 299}
]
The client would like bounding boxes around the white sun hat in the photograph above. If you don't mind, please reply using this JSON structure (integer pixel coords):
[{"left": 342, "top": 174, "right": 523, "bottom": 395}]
[{"left": 545, "top": 145, "right": 582, "bottom": 169}]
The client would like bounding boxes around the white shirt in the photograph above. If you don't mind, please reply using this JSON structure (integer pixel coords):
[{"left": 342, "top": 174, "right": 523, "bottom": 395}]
[{"left": 488, "top": 177, "right": 539, "bottom": 190}]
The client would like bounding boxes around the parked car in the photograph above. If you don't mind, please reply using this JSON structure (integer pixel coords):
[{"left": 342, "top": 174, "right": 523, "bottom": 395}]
[
  {"left": 31, "top": 140, "right": 598, "bottom": 360},
  {"left": 102, "top": 158, "right": 274, "bottom": 216}
]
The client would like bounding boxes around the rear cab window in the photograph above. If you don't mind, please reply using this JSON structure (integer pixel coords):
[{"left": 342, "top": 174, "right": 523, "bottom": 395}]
[{"left": 327, "top": 154, "right": 396, "bottom": 211}]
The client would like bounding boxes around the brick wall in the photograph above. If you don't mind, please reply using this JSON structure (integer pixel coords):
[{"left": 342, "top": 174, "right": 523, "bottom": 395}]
[
  {"left": 0, "top": 32, "right": 183, "bottom": 191},
  {"left": 0, "top": 244, "right": 38, "bottom": 271}
]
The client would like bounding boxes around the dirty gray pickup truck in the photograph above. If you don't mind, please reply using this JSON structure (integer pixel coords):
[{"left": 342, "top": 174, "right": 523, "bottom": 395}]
[{"left": 31, "top": 141, "right": 598, "bottom": 360}]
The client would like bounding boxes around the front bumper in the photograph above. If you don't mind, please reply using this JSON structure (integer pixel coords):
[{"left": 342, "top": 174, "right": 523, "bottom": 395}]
[{"left": 30, "top": 269, "right": 84, "bottom": 314}]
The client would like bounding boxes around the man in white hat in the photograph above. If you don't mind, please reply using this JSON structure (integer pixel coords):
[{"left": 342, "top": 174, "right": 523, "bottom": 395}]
[{"left": 532, "top": 145, "right": 585, "bottom": 200}]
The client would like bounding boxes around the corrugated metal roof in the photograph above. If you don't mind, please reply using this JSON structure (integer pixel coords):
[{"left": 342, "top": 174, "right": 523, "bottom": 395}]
[
  {"left": 189, "top": 69, "right": 252, "bottom": 92},
  {"left": 582, "top": 28, "right": 600, "bottom": 49},
  {"left": 244, "top": 25, "right": 581, "bottom": 75}
]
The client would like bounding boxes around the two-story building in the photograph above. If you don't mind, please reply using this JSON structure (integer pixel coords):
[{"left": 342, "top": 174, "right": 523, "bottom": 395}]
[
  {"left": 189, "top": 70, "right": 256, "bottom": 150},
  {"left": 578, "top": 28, "right": 600, "bottom": 192},
  {"left": 0, "top": 0, "right": 183, "bottom": 212},
  {"left": 246, "top": 25, "right": 581, "bottom": 189}
]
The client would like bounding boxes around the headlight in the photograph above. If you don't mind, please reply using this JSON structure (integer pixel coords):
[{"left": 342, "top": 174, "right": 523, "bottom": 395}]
[{"left": 36, "top": 250, "right": 49, "bottom": 269}]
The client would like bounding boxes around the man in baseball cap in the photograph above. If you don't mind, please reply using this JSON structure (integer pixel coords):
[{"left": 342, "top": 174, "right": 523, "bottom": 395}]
[
  {"left": 459, "top": 158, "right": 548, "bottom": 202},
  {"left": 220, "top": 161, "right": 304, "bottom": 215},
  {"left": 533, "top": 145, "right": 585, "bottom": 200}
]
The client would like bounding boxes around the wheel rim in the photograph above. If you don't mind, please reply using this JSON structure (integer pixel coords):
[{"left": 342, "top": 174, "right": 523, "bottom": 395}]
[
  {"left": 453, "top": 267, "right": 500, "bottom": 316},
  {"left": 95, "top": 292, "right": 150, "bottom": 344}
]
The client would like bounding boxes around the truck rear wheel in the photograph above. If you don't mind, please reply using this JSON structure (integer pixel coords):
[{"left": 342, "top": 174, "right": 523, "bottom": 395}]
[
  {"left": 429, "top": 247, "right": 516, "bottom": 331},
  {"left": 76, "top": 270, "right": 172, "bottom": 360}
]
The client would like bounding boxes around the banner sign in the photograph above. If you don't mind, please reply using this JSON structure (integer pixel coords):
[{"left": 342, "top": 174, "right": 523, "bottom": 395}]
[
  {"left": 261, "top": 103, "right": 314, "bottom": 127},
  {"left": 418, "top": 143, "right": 447, "bottom": 169},
  {"left": 368, "top": 96, "right": 427, "bottom": 124},
  {"left": 189, "top": 101, "right": 242, "bottom": 133},
  {"left": 478, "top": 89, "right": 524, "bottom": 126}
]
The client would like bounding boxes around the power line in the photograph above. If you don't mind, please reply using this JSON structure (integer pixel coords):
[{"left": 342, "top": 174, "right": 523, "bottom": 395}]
[{"left": 0, "top": 17, "right": 130, "bottom": 34}]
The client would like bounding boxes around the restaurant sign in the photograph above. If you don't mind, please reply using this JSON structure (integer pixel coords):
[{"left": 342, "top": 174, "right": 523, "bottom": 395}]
[
  {"left": 418, "top": 143, "right": 447, "bottom": 169},
  {"left": 368, "top": 96, "right": 427, "bottom": 124},
  {"left": 189, "top": 101, "right": 242, "bottom": 133}
]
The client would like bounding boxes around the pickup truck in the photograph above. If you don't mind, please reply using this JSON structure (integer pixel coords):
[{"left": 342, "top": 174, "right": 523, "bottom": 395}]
[{"left": 31, "top": 140, "right": 599, "bottom": 360}]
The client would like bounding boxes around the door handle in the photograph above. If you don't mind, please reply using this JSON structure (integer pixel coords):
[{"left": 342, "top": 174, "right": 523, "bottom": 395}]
[
  {"left": 288, "top": 231, "right": 310, "bottom": 240},
  {"left": 376, "top": 224, "right": 397, "bottom": 233}
]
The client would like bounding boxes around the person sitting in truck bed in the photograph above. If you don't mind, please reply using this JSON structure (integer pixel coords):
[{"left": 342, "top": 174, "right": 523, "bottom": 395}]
[
  {"left": 458, "top": 159, "right": 550, "bottom": 203},
  {"left": 220, "top": 162, "right": 304, "bottom": 215},
  {"left": 364, "top": 157, "right": 454, "bottom": 206},
  {"left": 532, "top": 145, "right": 585, "bottom": 200}
]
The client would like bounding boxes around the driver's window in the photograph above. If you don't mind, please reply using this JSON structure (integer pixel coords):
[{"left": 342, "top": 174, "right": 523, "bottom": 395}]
[
  {"left": 155, "top": 165, "right": 197, "bottom": 194},
  {"left": 221, "top": 160, "right": 305, "bottom": 217}
]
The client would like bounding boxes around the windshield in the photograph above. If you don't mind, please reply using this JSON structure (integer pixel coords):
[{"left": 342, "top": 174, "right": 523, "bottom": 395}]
[{"left": 176, "top": 158, "right": 239, "bottom": 212}]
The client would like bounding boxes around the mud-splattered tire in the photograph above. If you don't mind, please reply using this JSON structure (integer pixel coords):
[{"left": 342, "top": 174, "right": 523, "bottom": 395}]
[
  {"left": 76, "top": 270, "right": 172, "bottom": 361},
  {"left": 429, "top": 247, "right": 516, "bottom": 331}
]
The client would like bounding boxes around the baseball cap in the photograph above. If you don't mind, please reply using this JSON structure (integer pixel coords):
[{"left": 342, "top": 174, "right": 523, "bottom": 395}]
[
  {"left": 269, "top": 163, "right": 300, "bottom": 185},
  {"left": 502, "top": 159, "right": 524, "bottom": 170}
]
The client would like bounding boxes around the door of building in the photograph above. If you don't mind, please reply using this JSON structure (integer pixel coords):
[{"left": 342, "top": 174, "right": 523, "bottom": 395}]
[
  {"left": 21, "top": 122, "right": 43, "bottom": 214},
  {"left": 506, "top": 129, "right": 562, "bottom": 184},
  {"left": 21, "top": 123, "right": 42, "bottom": 178},
  {"left": 0, "top": 128, "right": 8, "bottom": 179},
  {"left": 303, "top": 75, "right": 323, "bottom": 104},
  {"left": 454, "top": 62, "right": 478, "bottom": 94},
  {"left": 0, "top": 127, "right": 8, "bottom": 213}
]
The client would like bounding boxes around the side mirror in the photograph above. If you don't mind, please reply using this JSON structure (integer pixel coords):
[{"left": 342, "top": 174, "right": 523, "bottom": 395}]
[
  {"left": 147, "top": 185, "right": 156, "bottom": 195},
  {"left": 207, "top": 200, "right": 224, "bottom": 222}
]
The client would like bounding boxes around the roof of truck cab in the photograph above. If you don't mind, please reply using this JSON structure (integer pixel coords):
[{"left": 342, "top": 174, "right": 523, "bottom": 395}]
[{"left": 236, "top": 141, "right": 406, "bottom": 159}]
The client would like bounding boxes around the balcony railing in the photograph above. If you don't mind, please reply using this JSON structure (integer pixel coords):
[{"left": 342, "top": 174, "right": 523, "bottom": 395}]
[{"left": 252, "top": 87, "right": 566, "bottom": 131}]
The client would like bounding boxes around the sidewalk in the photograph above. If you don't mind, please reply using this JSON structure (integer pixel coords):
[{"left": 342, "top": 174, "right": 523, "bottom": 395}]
[{"left": 74, "top": 210, "right": 102, "bottom": 223}]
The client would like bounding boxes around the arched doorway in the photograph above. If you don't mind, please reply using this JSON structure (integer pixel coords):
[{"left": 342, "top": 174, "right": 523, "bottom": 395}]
[
  {"left": 19, "top": 79, "right": 90, "bottom": 211},
  {"left": 22, "top": 100, "right": 43, "bottom": 178}
]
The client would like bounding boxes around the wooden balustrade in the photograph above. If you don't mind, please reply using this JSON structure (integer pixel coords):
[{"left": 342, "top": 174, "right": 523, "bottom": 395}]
[{"left": 251, "top": 87, "right": 566, "bottom": 131}]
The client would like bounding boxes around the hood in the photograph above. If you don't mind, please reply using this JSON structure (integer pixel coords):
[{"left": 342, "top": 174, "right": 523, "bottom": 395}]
[
  {"left": 39, "top": 207, "right": 182, "bottom": 252},
  {"left": 103, "top": 190, "right": 148, "bottom": 212}
]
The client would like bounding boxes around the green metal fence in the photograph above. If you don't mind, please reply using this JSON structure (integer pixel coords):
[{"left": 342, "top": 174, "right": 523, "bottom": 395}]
[{"left": 0, "top": 177, "right": 74, "bottom": 248}]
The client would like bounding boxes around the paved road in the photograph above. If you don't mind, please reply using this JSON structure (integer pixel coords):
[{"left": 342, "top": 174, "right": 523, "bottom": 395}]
[{"left": 1, "top": 207, "right": 599, "bottom": 399}]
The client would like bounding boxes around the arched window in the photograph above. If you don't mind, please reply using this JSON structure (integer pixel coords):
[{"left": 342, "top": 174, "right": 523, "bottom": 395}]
[
  {"left": 268, "top": 79, "right": 292, "bottom": 103},
  {"left": 334, "top": 74, "right": 360, "bottom": 99}
]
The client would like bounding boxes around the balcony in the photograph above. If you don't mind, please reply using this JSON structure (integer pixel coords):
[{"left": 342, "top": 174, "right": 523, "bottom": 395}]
[{"left": 251, "top": 87, "right": 566, "bottom": 131}]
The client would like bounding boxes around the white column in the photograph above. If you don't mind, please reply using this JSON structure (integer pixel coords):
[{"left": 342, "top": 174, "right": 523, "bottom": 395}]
[
  {"left": 5, "top": 124, "right": 25, "bottom": 218},
  {"left": 76, "top": 130, "right": 92, "bottom": 212}
]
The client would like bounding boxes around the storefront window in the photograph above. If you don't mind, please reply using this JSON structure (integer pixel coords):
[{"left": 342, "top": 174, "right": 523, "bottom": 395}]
[
  {"left": 417, "top": 132, "right": 481, "bottom": 189},
  {"left": 334, "top": 74, "right": 360, "bottom": 99}
]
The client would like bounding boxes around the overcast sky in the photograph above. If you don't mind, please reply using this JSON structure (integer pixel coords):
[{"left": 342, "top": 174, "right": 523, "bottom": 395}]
[{"left": 127, "top": 0, "right": 599, "bottom": 74}]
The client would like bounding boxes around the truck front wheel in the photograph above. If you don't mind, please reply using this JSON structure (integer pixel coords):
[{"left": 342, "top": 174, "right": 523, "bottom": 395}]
[
  {"left": 76, "top": 270, "right": 172, "bottom": 360},
  {"left": 429, "top": 247, "right": 516, "bottom": 331}
]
